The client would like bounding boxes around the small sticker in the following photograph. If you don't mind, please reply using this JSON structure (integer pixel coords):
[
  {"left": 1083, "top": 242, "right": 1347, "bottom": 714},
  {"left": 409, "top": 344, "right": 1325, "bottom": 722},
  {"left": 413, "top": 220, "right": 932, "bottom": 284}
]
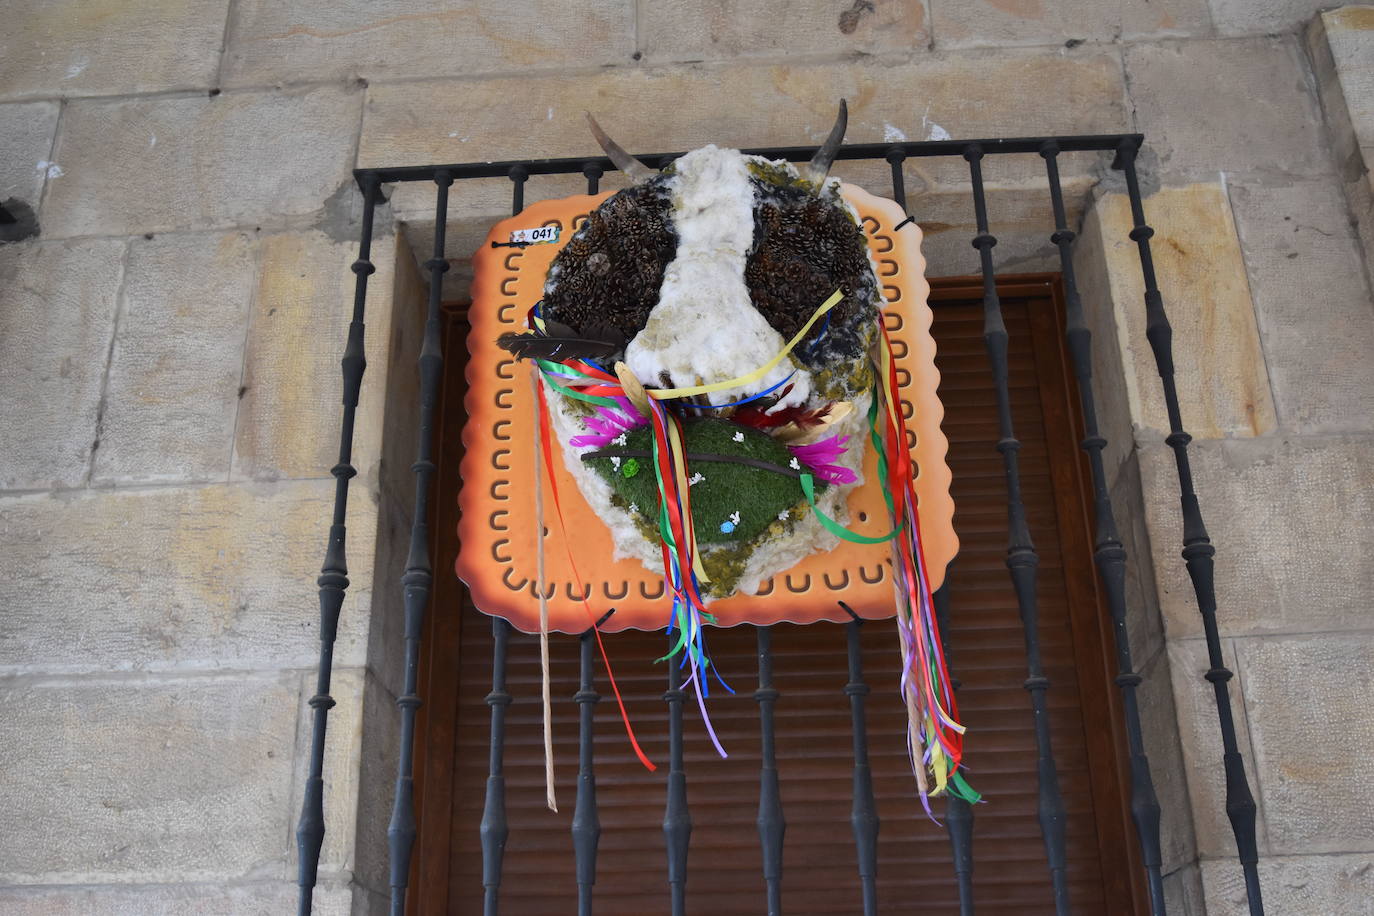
[{"left": 510, "top": 225, "right": 560, "bottom": 245}]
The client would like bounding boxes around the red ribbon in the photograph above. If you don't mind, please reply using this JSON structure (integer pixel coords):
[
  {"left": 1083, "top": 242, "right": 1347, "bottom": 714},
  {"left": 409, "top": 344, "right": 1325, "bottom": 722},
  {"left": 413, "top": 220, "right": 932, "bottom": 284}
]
[{"left": 536, "top": 380, "right": 657, "bottom": 771}]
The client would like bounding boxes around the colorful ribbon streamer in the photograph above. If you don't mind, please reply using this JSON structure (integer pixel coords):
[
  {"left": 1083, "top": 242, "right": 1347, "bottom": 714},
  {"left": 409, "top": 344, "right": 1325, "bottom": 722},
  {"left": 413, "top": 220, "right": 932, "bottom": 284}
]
[{"left": 521, "top": 291, "right": 975, "bottom": 808}]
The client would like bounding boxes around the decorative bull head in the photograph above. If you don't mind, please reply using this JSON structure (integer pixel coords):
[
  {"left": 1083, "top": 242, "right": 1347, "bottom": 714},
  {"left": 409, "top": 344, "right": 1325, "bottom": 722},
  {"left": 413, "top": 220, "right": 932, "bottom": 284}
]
[
  {"left": 502, "top": 101, "right": 881, "bottom": 600},
  {"left": 488, "top": 103, "right": 975, "bottom": 805}
]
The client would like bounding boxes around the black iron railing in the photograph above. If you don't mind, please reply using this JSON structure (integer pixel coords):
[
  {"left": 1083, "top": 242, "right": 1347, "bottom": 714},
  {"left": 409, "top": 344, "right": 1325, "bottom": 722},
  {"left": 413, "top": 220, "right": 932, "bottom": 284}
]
[
  {"left": 294, "top": 131, "right": 1265, "bottom": 916},
  {"left": 754, "top": 624, "right": 785, "bottom": 916},
  {"left": 295, "top": 172, "right": 379, "bottom": 916},
  {"left": 841, "top": 605, "right": 881, "bottom": 916},
  {"left": 1116, "top": 142, "right": 1263, "bottom": 915}
]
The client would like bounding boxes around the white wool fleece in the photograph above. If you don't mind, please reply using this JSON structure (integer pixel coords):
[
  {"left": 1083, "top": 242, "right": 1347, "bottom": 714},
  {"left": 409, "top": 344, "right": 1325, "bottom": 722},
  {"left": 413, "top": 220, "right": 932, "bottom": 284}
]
[{"left": 624, "top": 146, "right": 812, "bottom": 409}]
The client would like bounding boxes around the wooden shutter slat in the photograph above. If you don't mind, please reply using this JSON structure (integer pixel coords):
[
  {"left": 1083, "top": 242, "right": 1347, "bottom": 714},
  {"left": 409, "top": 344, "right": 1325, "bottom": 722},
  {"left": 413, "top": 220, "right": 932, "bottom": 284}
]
[{"left": 432, "top": 289, "right": 1135, "bottom": 915}]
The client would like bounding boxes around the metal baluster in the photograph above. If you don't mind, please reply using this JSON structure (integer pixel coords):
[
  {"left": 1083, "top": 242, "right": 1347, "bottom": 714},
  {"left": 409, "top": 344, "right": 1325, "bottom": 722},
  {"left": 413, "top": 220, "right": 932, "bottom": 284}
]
[
  {"left": 386, "top": 169, "right": 452, "bottom": 915},
  {"left": 573, "top": 609, "right": 614, "bottom": 916},
  {"left": 583, "top": 162, "right": 603, "bottom": 195},
  {"left": 963, "top": 144, "right": 1070, "bottom": 914},
  {"left": 664, "top": 636, "right": 691, "bottom": 916},
  {"left": 481, "top": 617, "right": 512, "bottom": 915},
  {"left": 887, "top": 147, "right": 909, "bottom": 215},
  {"left": 296, "top": 172, "right": 381, "bottom": 916},
  {"left": 841, "top": 605, "right": 879, "bottom": 916},
  {"left": 932, "top": 581, "right": 974, "bottom": 916},
  {"left": 755, "top": 625, "right": 785, "bottom": 916},
  {"left": 889, "top": 150, "right": 975, "bottom": 916},
  {"left": 1114, "top": 139, "right": 1261, "bottom": 914},
  {"left": 1040, "top": 141, "right": 1167, "bottom": 913},
  {"left": 481, "top": 168, "right": 528, "bottom": 916}
]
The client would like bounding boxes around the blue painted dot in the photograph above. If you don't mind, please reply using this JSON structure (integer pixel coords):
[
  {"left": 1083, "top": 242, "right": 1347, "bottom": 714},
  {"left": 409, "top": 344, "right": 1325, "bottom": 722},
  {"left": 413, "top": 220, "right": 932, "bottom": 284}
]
[{"left": 719, "top": 521, "right": 736, "bottom": 534}]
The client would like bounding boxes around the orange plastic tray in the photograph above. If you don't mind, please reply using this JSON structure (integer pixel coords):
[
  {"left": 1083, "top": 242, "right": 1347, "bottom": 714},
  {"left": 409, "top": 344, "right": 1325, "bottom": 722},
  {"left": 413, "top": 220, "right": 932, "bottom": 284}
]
[{"left": 456, "top": 183, "right": 956, "bottom": 633}]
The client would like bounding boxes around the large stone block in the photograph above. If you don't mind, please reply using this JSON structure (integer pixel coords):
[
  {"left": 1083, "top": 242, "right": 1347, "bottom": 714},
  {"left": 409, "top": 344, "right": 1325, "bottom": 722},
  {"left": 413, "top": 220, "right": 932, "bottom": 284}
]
[
  {"left": 223, "top": 0, "right": 634, "bottom": 87},
  {"left": 1124, "top": 37, "right": 1330, "bottom": 181},
  {"left": 0, "top": 0, "right": 229, "bottom": 101},
  {"left": 932, "top": 0, "right": 1209, "bottom": 48},
  {"left": 0, "top": 239, "right": 125, "bottom": 490},
  {"left": 1166, "top": 638, "right": 1266, "bottom": 859},
  {"left": 1315, "top": 7, "right": 1374, "bottom": 155},
  {"left": 233, "top": 230, "right": 399, "bottom": 483},
  {"left": 1201, "top": 852, "right": 1374, "bottom": 915},
  {"left": 1163, "top": 862, "right": 1206, "bottom": 916},
  {"left": 43, "top": 86, "right": 362, "bottom": 239},
  {"left": 1307, "top": 8, "right": 1374, "bottom": 171},
  {"left": 642, "top": 0, "right": 930, "bottom": 61},
  {"left": 362, "top": 49, "right": 1127, "bottom": 221},
  {"left": 1238, "top": 633, "right": 1374, "bottom": 854},
  {"left": 1079, "top": 185, "right": 1277, "bottom": 449},
  {"left": 0, "top": 881, "right": 352, "bottom": 915},
  {"left": 353, "top": 670, "right": 401, "bottom": 901},
  {"left": 1308, "top": 8, "right": 1374, "bottom": 291},
  {"left": 0, "top": 101, "right": 59, "bottom": 208},
  {"left": 1138, "top": 645, "right": 1200, "bottom": 873},
  {"left": 1138, "top": 436, "right": 1374, "bottom": 639},
  {"left": 1112, "top": 453, "right": 1167, "bottom": 673},
  {"left": 0, "top": 480, "right": 375, "bottom": 673},
  {"left": 911, "top": 175, "right": 1096, "bottom": 278},
  {"left": 1227, "top": 178, "right": 1374, "bottom": 433},
  {"left": 0, "top": 673, "right": 296, "bottom": 883},
  {"left": 93, "top": 232, "right": 257, "bottom": 484},
  {"left": 1072, "top": 192, "right": 1140, "bottom": 484},
  {"left": 374, "top": 225, "right": 427, "bottom": 516},
  {"left": 364, "top": 448, "right": 419, "bottom": 703},
  {"left": 1213, "top": 0, "right": 1371, "bottom": 38}
]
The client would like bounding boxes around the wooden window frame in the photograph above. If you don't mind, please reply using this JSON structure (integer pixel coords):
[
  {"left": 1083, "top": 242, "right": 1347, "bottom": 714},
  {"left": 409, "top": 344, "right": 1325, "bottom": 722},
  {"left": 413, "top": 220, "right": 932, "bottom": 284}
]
[{"left": 406, "top": 273, "right": 1149, "bottom": 915}]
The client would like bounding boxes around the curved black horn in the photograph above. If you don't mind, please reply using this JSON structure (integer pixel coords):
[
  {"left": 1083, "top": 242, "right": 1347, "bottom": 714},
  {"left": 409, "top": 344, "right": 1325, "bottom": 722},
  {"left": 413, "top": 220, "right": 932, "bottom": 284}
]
[
  {"left": 586, "top": 113, "right": 656, "bottom": 182},
  {"left": 804, "top": 99, "right": 848, "bottom": 187}
]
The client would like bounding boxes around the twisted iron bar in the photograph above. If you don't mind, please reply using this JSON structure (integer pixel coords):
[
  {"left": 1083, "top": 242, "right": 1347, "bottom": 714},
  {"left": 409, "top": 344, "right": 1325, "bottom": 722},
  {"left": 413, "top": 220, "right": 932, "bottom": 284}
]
[
  {"left": 573, "top": 172, "right": 610, "bottom": 916},
  {"left": 931, "top": 580, "right": 975, "bottom": 915},
  {"left": 964, "top": 144, "right": 1070, "bottom": 913},
  {"left": 572, "top": 611, "right": 612, "bottom": 916},
  {"left": 386, "top": 168, "right": 452, "bottom": 915},
  {"left": 1113, "top": 140, "right": 1262, "bottom": 914},
  {"left": 663, "top": 633, "right": 692, "bottom": 916},
  {"left": 480, "top": 168, "right": 528, "bottom": 916},
  {"left": 583, "top": 161, "right": 603, "bottom": 195},
  {"left": 296, "top": 173, "right": 380, "bottom": 916},
  {"left": 755, "top": 625, "right": 785, "bottom": 916},
  {"left": 480, "top": 616, "right": 512, "bottom": 915},
  {"left": 1042, "top": 141, "right": 1168, "bottom": 912},
  {"left": 841, "top": 605, "right": 879, "bottom": 916}
]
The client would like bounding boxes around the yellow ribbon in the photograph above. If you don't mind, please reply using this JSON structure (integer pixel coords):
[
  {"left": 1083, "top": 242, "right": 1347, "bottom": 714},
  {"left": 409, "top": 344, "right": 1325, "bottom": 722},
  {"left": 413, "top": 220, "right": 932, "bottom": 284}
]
[
  {"left": 666, "top": 418, "right": 711, "bottom": 584},
  {"left": 647, "top": 289, "right": 845, "bottom": 400}
]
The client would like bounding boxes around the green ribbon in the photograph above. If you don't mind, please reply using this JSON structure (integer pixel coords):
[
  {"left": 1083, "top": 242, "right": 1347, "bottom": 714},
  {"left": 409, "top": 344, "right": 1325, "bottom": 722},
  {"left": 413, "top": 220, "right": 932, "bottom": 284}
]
[
  {"left": 536, "top": 360, "right": 620, "bottom": 408},
  {"left": 800, "top": 474, "right": 901, "bottom": 545},
  {"left": 949, "top": 771, "right": 982, "bottom": 804}
]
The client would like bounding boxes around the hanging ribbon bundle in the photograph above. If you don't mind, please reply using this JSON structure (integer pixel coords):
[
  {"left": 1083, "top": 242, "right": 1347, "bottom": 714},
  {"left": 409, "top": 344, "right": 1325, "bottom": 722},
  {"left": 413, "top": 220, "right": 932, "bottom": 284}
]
[
  {"left": 516, "top": 289, "right": 975, "bottom": 812},
  {"left": 646, "top": 399, "right": 732, "bottom": 757},
  {"left": 872, "top": 322, "right": 980, "bottom": 811}
]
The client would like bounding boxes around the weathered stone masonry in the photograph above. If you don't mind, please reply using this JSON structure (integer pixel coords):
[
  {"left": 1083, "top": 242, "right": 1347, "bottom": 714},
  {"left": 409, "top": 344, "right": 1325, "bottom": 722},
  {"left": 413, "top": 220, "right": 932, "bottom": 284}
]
[{"left": 2, "top": 2, "right": 1372, "bottom": 913}]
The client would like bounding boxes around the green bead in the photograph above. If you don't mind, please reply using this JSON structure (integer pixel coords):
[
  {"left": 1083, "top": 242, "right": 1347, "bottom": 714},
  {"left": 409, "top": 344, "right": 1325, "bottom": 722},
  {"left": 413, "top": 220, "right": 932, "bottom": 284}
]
[{"left": 622, "top": 458, "right": 641, "bottom": 478}]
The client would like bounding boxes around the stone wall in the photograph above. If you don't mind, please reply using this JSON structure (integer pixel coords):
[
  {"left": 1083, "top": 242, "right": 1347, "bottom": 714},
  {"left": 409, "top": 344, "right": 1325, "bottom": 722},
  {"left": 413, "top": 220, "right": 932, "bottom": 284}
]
[{"left": 2, "top": 2, "right": 1371, "bottom": 914}]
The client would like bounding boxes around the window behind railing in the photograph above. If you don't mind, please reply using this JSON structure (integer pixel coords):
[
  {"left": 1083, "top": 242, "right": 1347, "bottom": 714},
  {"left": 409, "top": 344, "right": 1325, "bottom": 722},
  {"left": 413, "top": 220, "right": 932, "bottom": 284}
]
[{"left": 293, "top": 135, "right": 1266, "bottom": 916}]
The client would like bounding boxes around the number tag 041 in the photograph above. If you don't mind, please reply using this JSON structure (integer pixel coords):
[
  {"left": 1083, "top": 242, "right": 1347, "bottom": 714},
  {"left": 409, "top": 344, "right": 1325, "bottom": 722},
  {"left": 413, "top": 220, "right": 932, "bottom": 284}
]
[{"left": 510, "top": 225, "right": 560, "bottom": 246}]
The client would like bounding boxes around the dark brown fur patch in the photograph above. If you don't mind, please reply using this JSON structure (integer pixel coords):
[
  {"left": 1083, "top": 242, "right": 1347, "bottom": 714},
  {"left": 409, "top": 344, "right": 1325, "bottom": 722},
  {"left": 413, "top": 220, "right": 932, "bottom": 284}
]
[
  {"left": 744, "top": 179, "right": 877, "bottom": 368},
  {"left": 541, "top": 178, "right": 677, "bottom": 339}
]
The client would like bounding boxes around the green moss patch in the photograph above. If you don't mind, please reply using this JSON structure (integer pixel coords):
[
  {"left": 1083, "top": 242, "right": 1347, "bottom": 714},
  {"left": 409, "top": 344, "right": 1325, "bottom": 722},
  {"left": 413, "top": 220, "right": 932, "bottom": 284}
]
[{"left": 585, "top": 417, "right": 819, "bottom": 547}]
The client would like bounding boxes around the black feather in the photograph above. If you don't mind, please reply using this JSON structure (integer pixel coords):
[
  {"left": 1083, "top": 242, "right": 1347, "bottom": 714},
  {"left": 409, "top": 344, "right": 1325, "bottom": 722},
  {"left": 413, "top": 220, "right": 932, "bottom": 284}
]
[{"left": 496, "top": 325, "right": 625, "bottom": 362}]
